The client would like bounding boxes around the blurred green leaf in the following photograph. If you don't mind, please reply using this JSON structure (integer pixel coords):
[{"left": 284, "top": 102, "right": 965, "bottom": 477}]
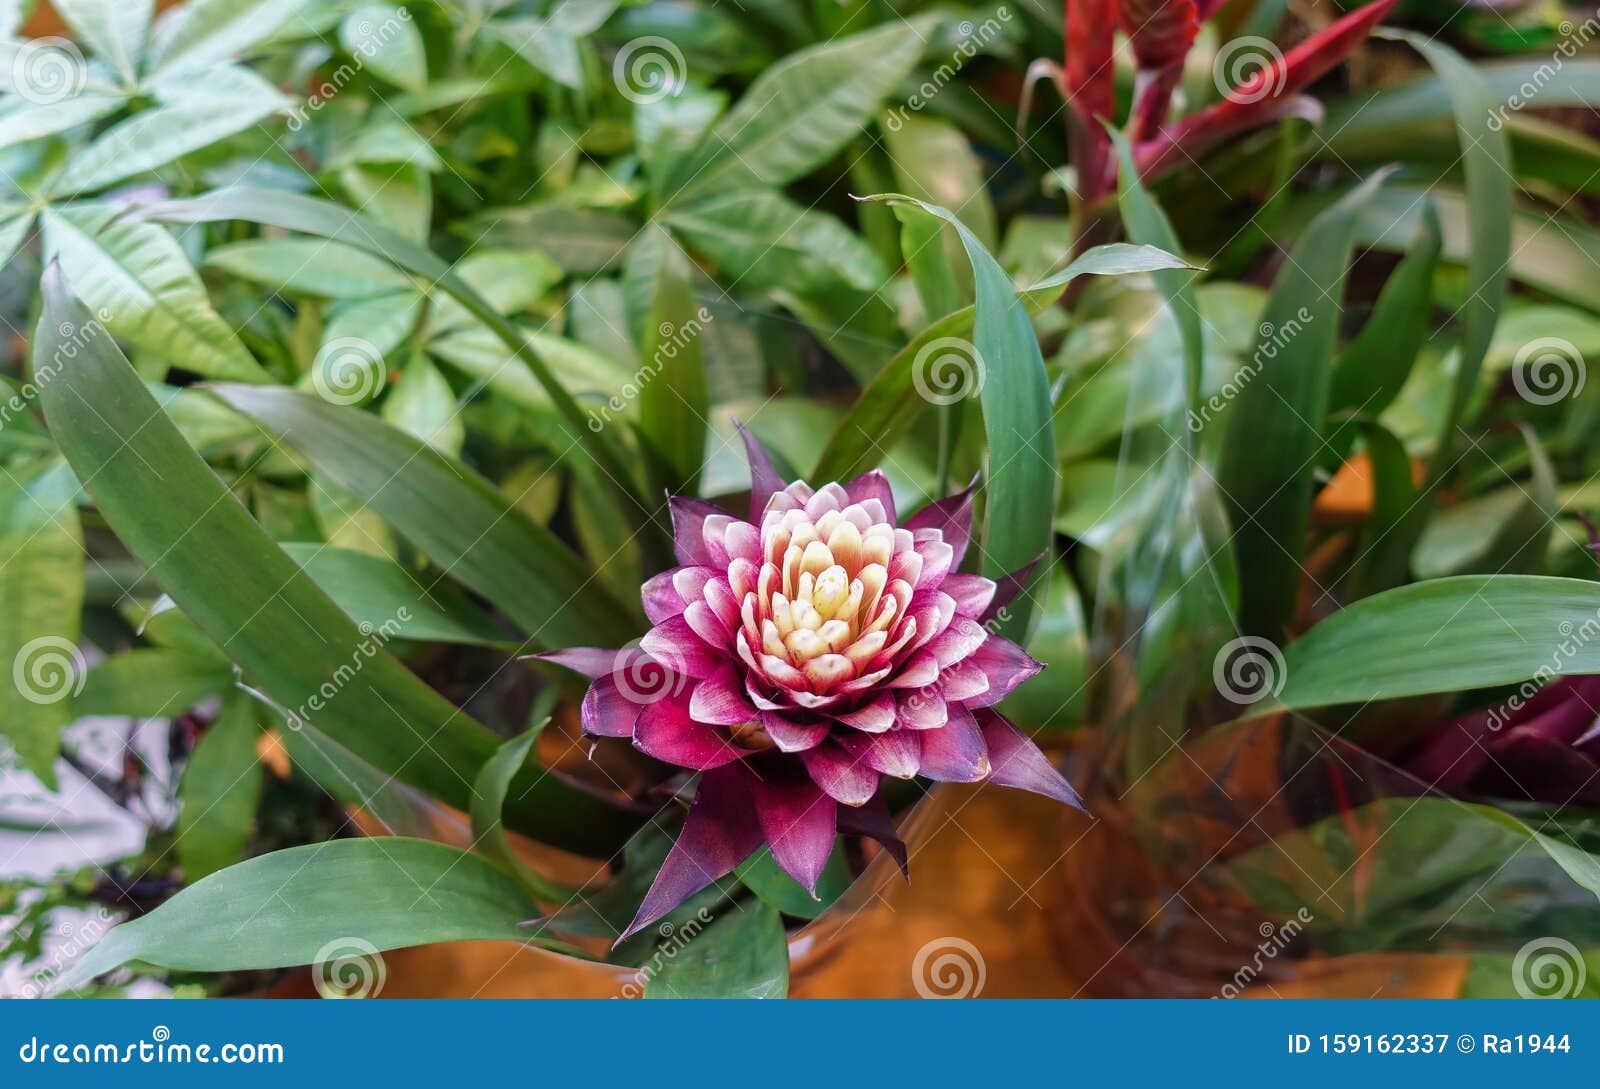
[
  {"left": 176, "top": 691, "right": 262, "bottom": 881},
  {"left": 54, "top": 838, "right": 545, "bottom": 993},
  {"left": 1216, "top": 170, "right": 1390, "bottom": 641},
  {"left": 0, "top": 460, "right": 81, "bottom": 786},
  {"left": 643, "top": 900, "right": 788, "bottom": 998}
]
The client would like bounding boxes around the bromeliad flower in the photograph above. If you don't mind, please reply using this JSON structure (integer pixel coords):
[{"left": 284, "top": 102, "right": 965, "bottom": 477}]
[{"left": 543, "top": 430, "right": 1083, "bottom": 938}]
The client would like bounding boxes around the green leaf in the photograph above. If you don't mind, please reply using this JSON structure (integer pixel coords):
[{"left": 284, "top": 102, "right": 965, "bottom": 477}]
[
  {"left": 486, "top": 17, "right": 582, "bottom": 89},
  {"left": 0, "top": 92, "right": 126, "bottom": 153},
  {"left": 147, "top": 0, "right": 313, "bottom": 76},
  {"left": 205, "top": 238, "right": 413, "bottom": 299},
  {"left": 0, "top": 460, "right": 82, "bottom": 785},
  {"left": 382, "top": 354, "right": 464, "bottom": 457},
  {"left": 35, "top": 269, "right": 637, "bottom": 856},
  {"left": 278, "top": 543, "right": 509, "bottom": 648},
  {"left": 469, "top": 726, "right": 572, "bottom": 901},
  {"left": 1412, "top": 426, "right": 1557, "bottom": 579},
  {"left": 42, "top": 204, "right": 267, "bottom": 383},
  {"left": 1384, "top": 32, "right": 1510, "bottom": 469},
  {"left": 133, "top": 186, "right": 649, "bottom": 532},
  {"left": 643, "top": 901, "right": 789, "bottom": 998},
  {"left": 339, "top": 5, "right": 427, "bottom": 92},
  {"left": 210, "top": 385, "right": 639, "bottom": 648},
  {"left": 630, "top": 226, "right": 708, "bottom": 495},
  {"left": 1110, "top": 129, "right": 1203, "bottom": 416},
  {"left": 464, "top": 203, "right": 634, "bottom": 274},
  {"left": 663, "top": 22, "right": 927, "bottom": 204},
  {"left": 54, "top": 838, "right": 541, "bottom": 993},
  {"left": 51, "top": 65, "right": 288, "bottom": 196},
  {"left": 736, "top": 844, "right": 850, "bottom": 919},
  {"left": 813, "top": 243, "right": 1191, "bottom": 482},
  {"left": 55, "top": 0, "right": 151, "bottom": 82},
  {"left": 1329, "top": 200, "right": 1442, "bottom": 419},
  {"left": 665, "top": 188, "right": 888, "bottom": 295},
  {"left": 862, "top": 196, "right": 1055, "bottom": 629},
  {"left": 73, "top": 649, "right": 233, "bottom": 717},
  {"left": 176, "top": 691, "right": 262, "bottom": 880},
  {"left": 1215, "top": 170, "right": 1391, "bottom": 641},
  {"left": 1269, "top": 575, "right": 1600, "bottom": 714},
  {"left": 883, "top": 113, "right": 997, "bottom": 251}
]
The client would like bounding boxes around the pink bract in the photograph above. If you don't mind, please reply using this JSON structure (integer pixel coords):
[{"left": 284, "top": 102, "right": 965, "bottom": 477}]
[{"left": 543, "top": 429, "right": 1082, "bottom": 938}]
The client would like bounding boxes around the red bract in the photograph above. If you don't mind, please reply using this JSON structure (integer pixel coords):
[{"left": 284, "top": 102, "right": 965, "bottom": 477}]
[
  {"left": 544, "top": 431, "right": 1082, "bottom": 938},
  {"left": 1402, "top": 676, "right": 1600, "bottom": 808},
  {"left": 1063, "top": 0, "right": 1396, "bottom": 193}
]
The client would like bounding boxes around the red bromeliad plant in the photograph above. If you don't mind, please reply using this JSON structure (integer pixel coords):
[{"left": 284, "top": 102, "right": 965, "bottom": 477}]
[
  {"left": 545, "top": 431, "right": 1083, "bottom": 939},
  {"left": 1064, "top": 0, "right": 1398, "bottom": 204}
]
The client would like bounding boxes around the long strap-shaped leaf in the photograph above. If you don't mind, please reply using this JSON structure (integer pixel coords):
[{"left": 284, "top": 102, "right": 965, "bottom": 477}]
[
  {"left": 34, "top": 268, "right": 638, "bottom": 856},
  {"left": 210, "top": 385, "right": 640, "bottom": 647},
  {"left": 1215, "top": 169, "right": 1392, "bottom": 641},
  {"left": 124, "top": 186, "right": 655, "bottom": 540},
  {"left": 859, "top": 196, "right": 1055, "bottom": 631},
  {"left": 812, "top": 242, "right": 1189, "bottom": 483},
  {"left": 1268, "top": 574, "right": 1600, "bottom": 714},
  {"left": 52, "top": 838, "right": 552, "bottom": 994}
]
